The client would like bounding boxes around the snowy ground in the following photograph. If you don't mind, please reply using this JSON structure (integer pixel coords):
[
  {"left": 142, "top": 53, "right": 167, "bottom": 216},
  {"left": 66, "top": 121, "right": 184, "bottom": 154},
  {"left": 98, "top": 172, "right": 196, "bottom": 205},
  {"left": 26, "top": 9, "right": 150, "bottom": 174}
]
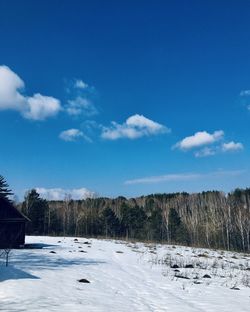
[{"left": 0, "top": 236, "right": 250, "bottom": 312}]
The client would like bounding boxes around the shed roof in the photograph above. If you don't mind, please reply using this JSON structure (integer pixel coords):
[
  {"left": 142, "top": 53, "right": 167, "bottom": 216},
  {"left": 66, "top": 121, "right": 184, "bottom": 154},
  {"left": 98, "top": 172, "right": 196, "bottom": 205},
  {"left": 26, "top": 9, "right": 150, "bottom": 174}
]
[{"left": 0, "top": 197, "right": 29, "bottom": 221}]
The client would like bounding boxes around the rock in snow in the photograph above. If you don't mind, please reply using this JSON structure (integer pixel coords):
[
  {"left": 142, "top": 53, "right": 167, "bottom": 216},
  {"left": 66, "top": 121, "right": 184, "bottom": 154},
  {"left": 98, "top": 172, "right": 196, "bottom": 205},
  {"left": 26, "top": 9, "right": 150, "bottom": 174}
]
[{"left": 78, "top": 278, "right": 90, "bottom": 283}]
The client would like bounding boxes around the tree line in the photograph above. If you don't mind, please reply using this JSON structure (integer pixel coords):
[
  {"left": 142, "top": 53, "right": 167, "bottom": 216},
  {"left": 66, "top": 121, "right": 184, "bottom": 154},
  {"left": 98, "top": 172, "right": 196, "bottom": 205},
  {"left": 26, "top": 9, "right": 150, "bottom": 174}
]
[{"left": 20, "top": 188, "right": 250, "bottom": 252}]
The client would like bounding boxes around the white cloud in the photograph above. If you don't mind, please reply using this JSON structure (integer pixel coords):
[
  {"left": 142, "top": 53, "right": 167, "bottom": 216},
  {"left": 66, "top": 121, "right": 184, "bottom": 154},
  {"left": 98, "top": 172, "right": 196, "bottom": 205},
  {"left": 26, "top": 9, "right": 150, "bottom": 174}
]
[
  {"left": 0, "top": 65, "right": 61, "bottom": 120},
  {"left": 194, "top": 147, "right": 216, "bottom": 158},
  {"left": 126, "top": 114, "right": 166, "bottom": 132},
  {"left": 65, "top": 78, "right": 97, "bottom": 117},
  {"left": 59, "top": 128, "right": 92, "bottom": 142},
  {"left": 36, "top": 187, "right": 96, "bottom": 200},
  {"left": 222, "top": 141, "right": 244, "bottom": 152},
  {"left": 125, "top": 170, "right": 244, "bottom": 185},
  {"left": 101, "top": 114, "right": 170, "bottom": 140},
  {"left": 24, "top": 94, "right": 61, "bottom": 120},
  {"left": 174, "top": 130, "right": 224, "bottom": 150},
  {"left": 194, "top": 141, "right": 243, "bottom": 157},
  {"left": 125, "top": 173, "right": 201, "bottom": 185},
  {"left": 66, "top": 96, "right": 98, "bottom": 116},
  {"left": 59, "top": 129, "right": 84, "bottom": 141},
  {"left": 0, "top": 65, "right": 26, "bottom": 111},
  {"left": 75, "top": 79, "right": 89, "bottom": 89},
  {"left": 240, "top": 90, "right": 250, "bottom": 96}
]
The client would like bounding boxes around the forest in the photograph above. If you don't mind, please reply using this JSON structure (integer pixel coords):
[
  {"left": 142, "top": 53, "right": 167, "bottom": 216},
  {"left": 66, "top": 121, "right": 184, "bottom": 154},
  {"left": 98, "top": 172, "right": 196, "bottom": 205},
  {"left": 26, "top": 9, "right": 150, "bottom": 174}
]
[{"left": 20, "top": 188, "right": 250, "bottom": 253}]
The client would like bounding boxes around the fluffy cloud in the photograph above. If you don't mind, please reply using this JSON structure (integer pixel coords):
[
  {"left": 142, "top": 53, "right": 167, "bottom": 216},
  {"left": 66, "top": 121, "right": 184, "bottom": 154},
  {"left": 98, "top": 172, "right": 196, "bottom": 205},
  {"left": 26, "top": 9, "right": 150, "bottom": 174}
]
[
  {"left": 174, "top": 130, "right": 224, "bottom": 150},
  {"left": 222, "top": 141, "right": 244, "bottom": 152},
  {"left": 101, "top": 114, "right": 170, "bottom": 140},
  {"left": 0, "top": 65, "right": 26, "bottom": 111},
  {"left": 0, "top": 65, "right": 61, "bottom": 120},
  {"left": 59, "top": 128, "right": 87, "bottom": 142},
  {"left": 125, "top": 170, "right": 244, "bottom": 185},
  {"left": 36, "top": 187, "right": 96, "bottom": 200},
  {"left": 24, "top": 94, "right": 61, "bottom": 120},
  {"left": 66, "top": 96, "right": 98, "bottom": 116}
]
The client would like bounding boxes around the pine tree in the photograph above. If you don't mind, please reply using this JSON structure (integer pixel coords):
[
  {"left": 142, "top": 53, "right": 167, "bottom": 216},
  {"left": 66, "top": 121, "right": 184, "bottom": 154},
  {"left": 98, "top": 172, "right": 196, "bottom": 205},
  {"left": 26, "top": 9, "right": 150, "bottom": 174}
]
[
  {"left": 168, "top": 208, "right": 189, "bottom": 244},
  {"left": 120, "top": 204, "right": 146, "bottom": 239},
  {"left": 0, "top": 175, "right": 13, "bottom": 201},
  {"left": 22, "top": 189, "right": 49, "bottom": 235},
  {"left": 168, "top": 208, "right": 181, "bottom": 242},
  {"left": 101, "top": 207, "right": 120, "bottom": 237}
]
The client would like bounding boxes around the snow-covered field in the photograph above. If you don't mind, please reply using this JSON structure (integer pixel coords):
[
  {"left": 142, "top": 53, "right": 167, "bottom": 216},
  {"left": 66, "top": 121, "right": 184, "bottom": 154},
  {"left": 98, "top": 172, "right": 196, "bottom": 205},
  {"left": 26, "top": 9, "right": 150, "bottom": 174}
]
[{"left": 0, "top": 236, "right": 249, "bottom": 312}]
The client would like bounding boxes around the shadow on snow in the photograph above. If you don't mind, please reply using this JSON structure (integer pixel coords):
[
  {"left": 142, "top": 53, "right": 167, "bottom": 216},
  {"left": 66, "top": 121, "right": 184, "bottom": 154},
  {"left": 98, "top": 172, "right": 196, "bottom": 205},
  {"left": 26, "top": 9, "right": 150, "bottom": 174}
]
[
  {"left": 23, "top": 243, "right": 57, "bottom": 249},
  {"left": 0, "top": 265, "right": 39, "bottom": 282},
  {"left": 0, "top": 245, "right": 105, "bottom": 282}
]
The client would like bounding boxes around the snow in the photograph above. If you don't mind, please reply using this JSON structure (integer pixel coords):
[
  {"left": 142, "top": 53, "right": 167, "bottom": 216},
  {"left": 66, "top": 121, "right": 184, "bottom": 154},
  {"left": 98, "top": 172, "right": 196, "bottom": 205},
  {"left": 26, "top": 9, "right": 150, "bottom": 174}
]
[{"left": 0, "top": 236, "right": 249, "bottom": 311}]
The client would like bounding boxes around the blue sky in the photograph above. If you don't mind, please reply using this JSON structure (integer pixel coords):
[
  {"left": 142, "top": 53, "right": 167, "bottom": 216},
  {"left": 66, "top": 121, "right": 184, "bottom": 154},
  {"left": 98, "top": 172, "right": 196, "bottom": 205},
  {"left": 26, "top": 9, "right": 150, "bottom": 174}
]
[{"left": 0, "top": 0, "right": 250, "bottom": 200}]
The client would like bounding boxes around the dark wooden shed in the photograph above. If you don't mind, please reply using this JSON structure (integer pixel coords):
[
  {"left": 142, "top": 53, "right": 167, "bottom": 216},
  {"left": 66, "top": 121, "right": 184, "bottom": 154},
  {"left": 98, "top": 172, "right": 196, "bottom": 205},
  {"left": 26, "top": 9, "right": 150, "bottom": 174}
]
[{"left": 0, "top": 198, "right": 28, "bottom": 248}]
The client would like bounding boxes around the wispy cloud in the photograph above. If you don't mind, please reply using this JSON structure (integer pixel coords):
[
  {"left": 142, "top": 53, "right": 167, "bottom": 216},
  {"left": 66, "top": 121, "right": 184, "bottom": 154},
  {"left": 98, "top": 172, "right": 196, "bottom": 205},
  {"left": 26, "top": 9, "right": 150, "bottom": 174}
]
[
  {"left": 125, "top": 173, "right": 201, "bottom": 185},
  {"left": 65, "top": 78, "right": 98, "bottom": 117},
  {"left": 240, "top": 90, "right": 250, "bottom": 96},
  {"left": 125, "top": 170, "right": 245, "bottom": 185},
  {"left": 239, "top": 90, "right": 250, "bottom": 111},
  {"left": 36, "top": 187, "right": 96, "bottom": 200},
  {"left": 74, "top": 79, "right": 89, "bottom": 90},
  {"left": 59, "top": 128, "right": 91, "bottom": 142},
  {"left": 174, "top": 130, "right": 224, "bottom": 150},
  {"left": 66, "top": 96, "right": 98, "bottom": 116},
  {"left": 194, "top": 147, "right": 216, "bottom": 158},
  {"left": 101, "top": 114, "right": 170, "bottom": 140},
  {"left": 0, "top": 65, "right": 61, "bottom": 120},
  {"left": 194, "top": 141, "right": 244, "bottom": 157}
]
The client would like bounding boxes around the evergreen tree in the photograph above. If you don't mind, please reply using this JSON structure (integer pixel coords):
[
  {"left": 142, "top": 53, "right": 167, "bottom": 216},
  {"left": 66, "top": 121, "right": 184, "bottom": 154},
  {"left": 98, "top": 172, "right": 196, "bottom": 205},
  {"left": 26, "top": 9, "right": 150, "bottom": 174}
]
[
  {"left": 120, "top": 204, "right": 147, "bottom": 239},
  {"left": 168, "top": 208, "right": 181, "bottom": 242},
  {"left": 22, "top": 189, "right": 49, "bottom": 235},
  {"left": 168, "top": 208, "right": 189, "bottom": 244},
  {"left": 101, "top": 207, "right": 120, "bottom": 237},
  {"left": 148, "top": 209, "right": 166, "bottom": 241},
  {"left": 0, "top": 175, "right": 13, "bottom": 201}
]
